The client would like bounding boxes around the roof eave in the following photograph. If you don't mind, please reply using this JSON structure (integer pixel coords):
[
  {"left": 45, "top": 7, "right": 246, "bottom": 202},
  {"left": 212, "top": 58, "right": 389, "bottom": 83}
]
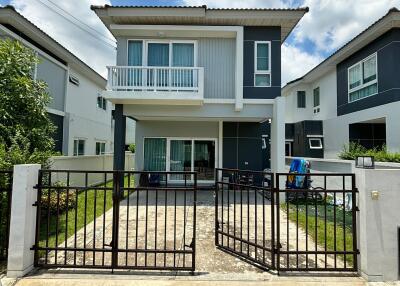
[{"left": 91, "top": 5, "right": 308, "bottom": 43}]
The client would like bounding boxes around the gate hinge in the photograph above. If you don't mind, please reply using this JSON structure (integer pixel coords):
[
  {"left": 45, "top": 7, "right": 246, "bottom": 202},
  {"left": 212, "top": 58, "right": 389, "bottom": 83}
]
[
  {"left": 33, "top": 184, "right": 40, "bottom": 190},
  {"left": 355, "top": 206, "right": 360, "bottom": 211},
  {"left": 216, "top": 221, "right": 220, "bottom": 230},
  {"left": 354, "top": 187, "right": 359, "bottom": 193},
  {"left": 32, "top": 201, "right": 39, "bottom": 207},
  {"left": 30, "top": 245, "right": 36, "bottom": 251}
]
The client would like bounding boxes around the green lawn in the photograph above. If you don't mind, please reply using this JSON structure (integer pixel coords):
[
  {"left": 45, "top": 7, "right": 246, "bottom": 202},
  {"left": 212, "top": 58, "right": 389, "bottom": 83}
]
[
  {"left": 282, "top": 199, "right": 355, "bottom": 266},
  {"left": 38, "top": 176, "right": 133, "bottom": 252}
]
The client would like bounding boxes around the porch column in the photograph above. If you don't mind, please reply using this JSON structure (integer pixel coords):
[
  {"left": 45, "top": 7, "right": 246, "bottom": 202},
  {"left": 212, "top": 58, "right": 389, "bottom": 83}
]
[
  {"left": 271, "top": 96, "right": 285, "bottom": 174},
  {"left": 113, "top": 104, "right": 126, "bottom": 171}
]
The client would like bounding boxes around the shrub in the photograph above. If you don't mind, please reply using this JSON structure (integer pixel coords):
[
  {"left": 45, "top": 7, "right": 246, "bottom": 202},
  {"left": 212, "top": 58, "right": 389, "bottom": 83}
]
[
  {"left": 40, "top": 182, "right": 76, "bottom": 214},
  {"left": 339, "top": 142, "right": 400, "bottom": 162},
  {"left": 128, "top": 143, "right": 136, "bottom": 154}
]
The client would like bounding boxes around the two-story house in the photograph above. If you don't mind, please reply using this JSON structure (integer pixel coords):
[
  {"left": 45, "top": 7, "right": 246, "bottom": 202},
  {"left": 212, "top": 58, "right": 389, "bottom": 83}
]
[
  {"left": 0, "top": 6, "right": 135, "bottom": 156},
  {"left": 283, "top": 8, "right": 400, "bottom": 159},
  {"left": 92, "top": 5, "right": 307, "bottom": 182}
]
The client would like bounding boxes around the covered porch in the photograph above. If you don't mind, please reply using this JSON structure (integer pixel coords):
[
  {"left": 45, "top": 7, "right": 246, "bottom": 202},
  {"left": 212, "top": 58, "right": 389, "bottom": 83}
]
[{"left": 111, "top": 98, "right": 286, "bottom": 182}]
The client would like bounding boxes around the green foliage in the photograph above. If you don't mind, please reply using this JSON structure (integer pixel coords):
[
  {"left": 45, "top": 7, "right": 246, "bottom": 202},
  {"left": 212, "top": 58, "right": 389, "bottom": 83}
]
[
  {"left": 128, "top": 143, "right": 136, "bottom": 154},
  {"left": 339, "top": 142, "right": 400, "bottom": 163},
  {"left": 40, "top": 182, "right": 77, "bottom": 215},
  {"left": 0, "top": 39, "right": 56, "bottom": 169}
]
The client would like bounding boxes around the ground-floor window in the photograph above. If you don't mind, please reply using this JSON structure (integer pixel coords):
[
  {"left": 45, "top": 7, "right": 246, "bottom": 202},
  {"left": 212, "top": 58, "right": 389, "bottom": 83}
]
[
  {"left": 95, "top": 142, "right": 106, "bottom": 155},
  {"left": 144, "top": 137, "right": 216, "bottom": 181},
  {"left": 73, "top": 139, "right": 85, "bottom": 156}
]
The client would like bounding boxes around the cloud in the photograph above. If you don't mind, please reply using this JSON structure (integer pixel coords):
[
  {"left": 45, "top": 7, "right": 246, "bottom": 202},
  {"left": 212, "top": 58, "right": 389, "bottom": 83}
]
[
  {"left": 181, "top": 0, "right": 289, "bottom": 8},
  {"left": 10, "top": 0, "right": 115, "bottom": 78},
  {"left": 295, "top": 0, "right": 400, "bottom": 52},
  {"left": 281, "top": 43, "right": 322, "bottom": 86}
]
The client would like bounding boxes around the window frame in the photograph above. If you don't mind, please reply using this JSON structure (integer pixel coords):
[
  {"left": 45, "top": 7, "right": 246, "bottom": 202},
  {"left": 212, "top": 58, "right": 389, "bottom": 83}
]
[
  {"left": 95, "top": 141, "right": 106, "bottom": 155},
  {"left": 97, "top": 95, "right": 107, "bottom": 110},
  {"left": 308, "top": 138, "right": 323, "bottom": 149},
  {"left": 297, "top": 90, "right": 306, "bottom": 108},
  {"left": 127, "top": 39, "right": 198, "bottom": 68},
  {"left": 73, "top": 139, "right": 85, "bottom": 156},
  {"left": 347, "top": 53, "right": 378, "bottom": 103},
  {"left": 254, "top": 41, "right": 271, "bottom": 87},
  {"left": 313, "top": 87, "right": 320, "bottom": 114}
]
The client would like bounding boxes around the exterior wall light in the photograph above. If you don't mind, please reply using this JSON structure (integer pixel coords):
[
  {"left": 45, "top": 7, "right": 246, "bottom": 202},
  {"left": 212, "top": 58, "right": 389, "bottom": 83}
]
[{"left": 355, "top": 156, "right": 375, "bottom": 169}]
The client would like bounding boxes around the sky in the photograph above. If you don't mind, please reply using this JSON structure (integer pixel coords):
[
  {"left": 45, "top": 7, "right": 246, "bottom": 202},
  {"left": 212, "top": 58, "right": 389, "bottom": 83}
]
[{"left": 0, "top": 0, "right": 399, "bottom": 85}]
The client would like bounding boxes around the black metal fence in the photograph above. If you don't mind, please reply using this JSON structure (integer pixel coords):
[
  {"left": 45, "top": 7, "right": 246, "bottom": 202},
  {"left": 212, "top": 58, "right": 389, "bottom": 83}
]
[
  {"left": 215, "top": 169, "right": 359, "bottom": 273},
  {"left": 33, "top": 170, "right": 197, "bottom": 272},
  {"left": 0, "top": 171, "right": 12, "bottom": 261},
  {"left": 215, "top": 168, "right": 274, "bottom": 270},
  {"left": 276, "top": 173, "right": 358, "bottom": 272}
]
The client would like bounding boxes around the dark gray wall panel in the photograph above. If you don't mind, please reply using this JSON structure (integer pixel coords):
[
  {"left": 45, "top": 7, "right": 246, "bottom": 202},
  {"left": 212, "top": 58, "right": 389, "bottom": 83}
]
[
  {"left": 223, "top": 122, "right": 270, "bottom": 171},
  {"left": 337, "top": 29, "right": 400, "bottom": 116},
  {"left": 48, "top": 113, "right": 63, "bottom": 153},
  {"left": 243, "top": 26, "right": 281, "bottom": 99}
]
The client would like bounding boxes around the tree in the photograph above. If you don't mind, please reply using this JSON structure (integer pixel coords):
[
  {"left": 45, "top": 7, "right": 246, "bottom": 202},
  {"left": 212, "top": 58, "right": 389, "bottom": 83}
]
[{"left": 0, "top": 39, "right": 56, "bottom": 168}]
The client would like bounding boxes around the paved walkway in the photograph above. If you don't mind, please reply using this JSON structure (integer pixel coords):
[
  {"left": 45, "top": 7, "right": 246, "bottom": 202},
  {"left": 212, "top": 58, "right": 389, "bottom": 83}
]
[{"left": 7, "top": 188, "right": 363, "bottom": 285}]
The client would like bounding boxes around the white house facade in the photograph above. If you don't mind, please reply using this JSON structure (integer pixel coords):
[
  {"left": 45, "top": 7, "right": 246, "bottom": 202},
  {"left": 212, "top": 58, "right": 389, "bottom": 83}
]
[
  {"left": 282, "top": 8, "right": 400, "bottom": 159},
  {"left": 0, "top": 6, "right": 135, "bottom": 156}
]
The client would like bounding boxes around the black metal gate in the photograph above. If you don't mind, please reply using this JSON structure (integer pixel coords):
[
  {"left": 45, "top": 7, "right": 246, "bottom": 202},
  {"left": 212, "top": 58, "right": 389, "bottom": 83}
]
[
  {"left": 215, "top": 168, "right": 275, "bottom": 270},
  {"left": 0, "top": 170, "right": 13, "bottom": 261},
  {"left": 215, "top": 169, "right": 359, "bottom": 273},
  {"left": 33, "top": 170, "right": 196, "bottom": 272}
]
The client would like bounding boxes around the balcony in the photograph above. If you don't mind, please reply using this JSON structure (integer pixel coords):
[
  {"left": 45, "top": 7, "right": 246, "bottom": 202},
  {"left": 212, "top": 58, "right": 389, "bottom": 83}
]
[{"left": 105, "top": 66, "right": 204, "bottom": 105}]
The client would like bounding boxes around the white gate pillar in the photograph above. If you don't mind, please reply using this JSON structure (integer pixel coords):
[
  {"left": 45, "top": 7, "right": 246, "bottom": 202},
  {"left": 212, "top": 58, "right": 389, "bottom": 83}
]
[
  {"left": 356, "top": 168, "right": 400, "bottom": 281},
  {"left": 7, "top": 164, "right": 40, "bottom": 278},
  {"left": 271, "top": 96, "right": 286, "bottom": 202}
]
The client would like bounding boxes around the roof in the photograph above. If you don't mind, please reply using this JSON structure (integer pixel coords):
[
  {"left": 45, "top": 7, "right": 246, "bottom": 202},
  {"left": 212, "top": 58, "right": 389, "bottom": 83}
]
[
  {"left": 91, "top": 5, "right": 308, "bottom": 42},
  {"left": 0, "top": 6, "right": 106, "bottom": 88},
  {"left": 282, "top": 7, "right": 400, "bottom": 93}
]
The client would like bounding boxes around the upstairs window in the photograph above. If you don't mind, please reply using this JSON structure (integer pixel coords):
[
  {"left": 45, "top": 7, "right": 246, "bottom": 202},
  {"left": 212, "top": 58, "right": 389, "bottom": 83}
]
[
  {"left": 313, "top": 87, "right": 320, "bottom": 114},
  {"left": 297, "top": 91, "right": 306, "bottom": 108},
  {"left": 97, "top": 96, "right": 107, "bottom": 110},
  {"left": 73, "top": 139, "right": 85, "bottom": 156},
  {"left": 348, "top": 53, "right": 377, "bottom": 102},
  {"left": 254, "top": 41, "right": 271, "bottom": 87}
]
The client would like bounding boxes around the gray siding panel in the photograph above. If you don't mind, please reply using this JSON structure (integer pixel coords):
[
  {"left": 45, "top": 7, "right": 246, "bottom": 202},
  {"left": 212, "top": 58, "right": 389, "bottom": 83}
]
[
  {"left": 116, "top": 37, "right": 235, "bottom": 99},
  {"left": 36, "top": 55, "right": 66, "bottom": 111},
  {"left": 198, "top": 38, "right": 235, "bottom": 99}
]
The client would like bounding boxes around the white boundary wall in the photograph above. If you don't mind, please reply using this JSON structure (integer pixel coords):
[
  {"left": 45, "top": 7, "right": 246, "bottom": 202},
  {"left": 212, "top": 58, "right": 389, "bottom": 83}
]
[
  {"left": 286, "top": 156, "right": 400, "bottom": 173},
  {"left": 48, "top": 152, "right": 134, "bottom": 186}
]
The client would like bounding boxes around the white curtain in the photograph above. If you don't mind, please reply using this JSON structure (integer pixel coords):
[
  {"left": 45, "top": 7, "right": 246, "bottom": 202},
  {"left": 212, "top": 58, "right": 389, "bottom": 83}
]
[
  {"left": 349, "top": 64, "right": 361, "bottom": 90},
  {"left": 363, "top": 56, "right": 377, "bottom": 83}
]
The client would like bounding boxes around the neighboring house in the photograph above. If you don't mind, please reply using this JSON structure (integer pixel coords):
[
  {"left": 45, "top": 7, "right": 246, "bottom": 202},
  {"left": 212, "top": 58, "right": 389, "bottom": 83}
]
[
  {"left": 0, "top": 6, "right": 135, "bottom": 156},
  {"left": 282, "top": 8, "right": 400, "bottom": 159},
  {"left": 92, "top": 5, "right": 307, "bottom": 181}
]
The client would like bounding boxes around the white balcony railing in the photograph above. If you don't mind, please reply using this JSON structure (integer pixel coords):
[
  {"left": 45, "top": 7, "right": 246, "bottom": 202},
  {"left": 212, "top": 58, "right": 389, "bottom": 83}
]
[{"left": 107, "top": 66, "right": 204, "bottom": 93}]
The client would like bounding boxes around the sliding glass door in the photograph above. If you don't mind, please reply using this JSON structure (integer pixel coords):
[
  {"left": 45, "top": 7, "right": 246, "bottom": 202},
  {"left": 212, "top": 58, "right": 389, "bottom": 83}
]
[
  {"left": 170, "top": 140, "right": 192, "bottom": 180},
  {"left": 194, "top": 141, "right": 215, "bottom": 181},
  {"left": 143, "top": 138, "right": 216, "bottom": 182}
]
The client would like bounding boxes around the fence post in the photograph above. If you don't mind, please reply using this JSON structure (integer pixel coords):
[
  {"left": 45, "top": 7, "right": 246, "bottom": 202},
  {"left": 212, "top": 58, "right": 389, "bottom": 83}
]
[{"left": 7, "top": 164, "right": 40, "bottom": 278}]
